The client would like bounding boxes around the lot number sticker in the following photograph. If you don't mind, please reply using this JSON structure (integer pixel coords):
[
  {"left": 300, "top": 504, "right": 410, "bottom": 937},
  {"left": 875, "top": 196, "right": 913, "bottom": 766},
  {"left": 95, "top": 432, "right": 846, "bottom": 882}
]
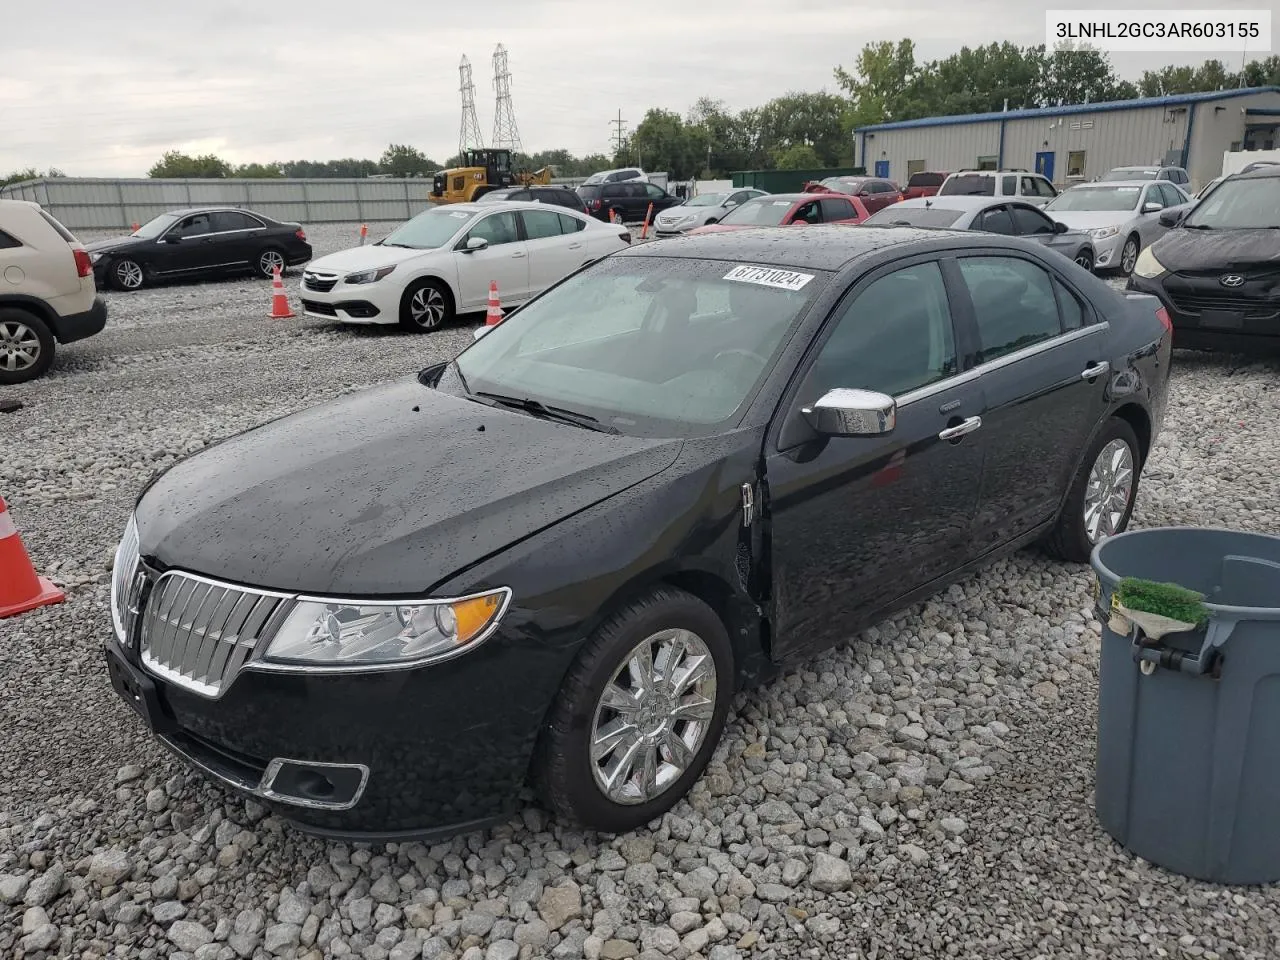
[{"left": 723, "top": 265, "right": 815, "bottom": 291}]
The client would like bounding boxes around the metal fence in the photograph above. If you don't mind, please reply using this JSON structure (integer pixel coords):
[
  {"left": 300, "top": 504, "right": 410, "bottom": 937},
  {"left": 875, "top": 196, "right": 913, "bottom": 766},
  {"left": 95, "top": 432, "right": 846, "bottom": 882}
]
[{"left": 0, "top": 177, "right": 439, "bottom": 229}]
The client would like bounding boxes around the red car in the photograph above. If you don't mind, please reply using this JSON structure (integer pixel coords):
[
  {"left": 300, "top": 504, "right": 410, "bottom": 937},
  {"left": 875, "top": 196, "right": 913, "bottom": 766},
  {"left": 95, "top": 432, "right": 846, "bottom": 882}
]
[
  {"left": 687, "top": 193, "right": 869, "bottom": 234},
  {"left": 801, "top": 176, "right": 903, "bottom": 213},
  {"left": 902, "top": 171, "right": 950, "bottom": 200}
]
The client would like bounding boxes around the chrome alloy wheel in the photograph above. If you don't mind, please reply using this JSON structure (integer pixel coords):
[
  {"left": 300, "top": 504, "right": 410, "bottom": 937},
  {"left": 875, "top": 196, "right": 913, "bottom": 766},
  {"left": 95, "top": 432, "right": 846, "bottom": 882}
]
[
  {"left": 0, "top": 320, "right": 40, "bottom": 373},
  {"left": 410, "top": 286, "right": 447, "bottom": 328},
  {"left": 259, "top": 249, "right": 285, "bottom": 275},
  {"left": 589, "top": 628, "right": 717, "bottom": 805},
  {"left": 1120, "top": 238, "right": 1139, "bottom": 275},
  {"left": 115, "top": 260, "right": 144, "bottom": 289},
  {"left": 1083, "top": 438, "right": 1134, "bottom": 543}
]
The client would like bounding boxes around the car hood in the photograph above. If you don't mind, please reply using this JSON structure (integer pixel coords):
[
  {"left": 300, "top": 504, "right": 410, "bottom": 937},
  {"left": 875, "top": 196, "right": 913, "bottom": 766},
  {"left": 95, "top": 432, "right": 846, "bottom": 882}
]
[
  {"left": 306, "top": 243, "right": 438, "bottom": 273},
  {"left": 1151, "top": 228, "right": 1280, "bottom": 272},
  {"left": 85, "top": 236, "right": 145, "bottom": 254},
  {"left": 1045, "top": 211, "right": 1136, "bottom": 230},
  {"left": 135, "top": 379, "right": 682, "bottom": 595}
]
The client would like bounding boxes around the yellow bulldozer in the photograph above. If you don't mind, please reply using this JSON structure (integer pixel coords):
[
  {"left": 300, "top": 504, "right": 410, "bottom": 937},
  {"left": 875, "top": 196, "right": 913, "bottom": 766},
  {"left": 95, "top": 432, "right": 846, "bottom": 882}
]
[{"left": 429, "top": 148, "right": 554, "bottom": 204}]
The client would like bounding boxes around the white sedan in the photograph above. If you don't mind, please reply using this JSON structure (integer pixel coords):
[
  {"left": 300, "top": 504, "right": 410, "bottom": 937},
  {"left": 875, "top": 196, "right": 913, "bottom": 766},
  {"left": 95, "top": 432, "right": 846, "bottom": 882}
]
[{"left": 299, "top": 201, "right": 631, "bottom": 331}]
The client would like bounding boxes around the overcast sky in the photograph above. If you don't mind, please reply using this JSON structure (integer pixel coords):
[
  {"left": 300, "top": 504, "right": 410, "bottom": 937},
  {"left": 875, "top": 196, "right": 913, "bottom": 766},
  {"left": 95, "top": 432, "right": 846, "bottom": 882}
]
[{"left": 1, "top": 0, "right": 1273, "bottom": 177}]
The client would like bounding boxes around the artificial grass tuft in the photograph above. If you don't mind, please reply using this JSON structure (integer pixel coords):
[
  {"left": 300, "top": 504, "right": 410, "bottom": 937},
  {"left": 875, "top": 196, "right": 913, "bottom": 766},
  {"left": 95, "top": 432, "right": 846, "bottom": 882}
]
[{"left": 1116, "top": 577, "right": 1209, "bottom": 626}]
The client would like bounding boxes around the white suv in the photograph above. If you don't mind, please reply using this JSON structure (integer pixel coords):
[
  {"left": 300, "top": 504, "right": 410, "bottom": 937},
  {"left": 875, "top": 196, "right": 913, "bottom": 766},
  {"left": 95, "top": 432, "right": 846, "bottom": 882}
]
[
  {"left": 937, "top": 170, "right": 1060, "bottom": 207},
  {"left": 0, "top": 200, "right": 107, "bottom": 384}
]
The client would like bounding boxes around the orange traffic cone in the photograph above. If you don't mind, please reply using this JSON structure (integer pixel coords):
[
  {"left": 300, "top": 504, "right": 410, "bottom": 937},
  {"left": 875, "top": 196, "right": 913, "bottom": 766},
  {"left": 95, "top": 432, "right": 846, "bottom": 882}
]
[
  {"left": 485, "top": 281, "right": 504, "bottom": 326},
  {"left": 360, "top": 224, "right": 368, "bottom": 245},
  {"left": 130, "top": 221, "right": 140, "bottom": 232},
  {"left": 269, "top": 265, "right": 295, "bottom": 319},
  {"left": 640, "top": 202, "right": 654, "bottom": 240},
  {"left": 0, "top": 497, "right": 65, "bottom": 619}
]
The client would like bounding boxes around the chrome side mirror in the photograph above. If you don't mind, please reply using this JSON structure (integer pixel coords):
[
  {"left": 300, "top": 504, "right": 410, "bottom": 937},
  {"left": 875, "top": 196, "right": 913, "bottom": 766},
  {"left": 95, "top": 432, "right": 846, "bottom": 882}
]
[
  {"left": 1142, "top": 201, "right": 1163, "bottom": 214},
  {"left": 464, "top": 236, "right": 489, "bottom": 253},
  {"left": 801, "top": 388, "right": 896, "bottom": 437},
  {"left": 472, "top": 325, "right": 491, "bottom": 340}
]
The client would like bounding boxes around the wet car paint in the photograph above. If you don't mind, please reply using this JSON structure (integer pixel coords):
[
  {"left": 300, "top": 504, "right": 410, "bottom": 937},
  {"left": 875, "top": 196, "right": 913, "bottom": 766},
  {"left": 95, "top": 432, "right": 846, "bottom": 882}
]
[{"left": 108, "top": 226, "right": 1171, "bottom": 838}]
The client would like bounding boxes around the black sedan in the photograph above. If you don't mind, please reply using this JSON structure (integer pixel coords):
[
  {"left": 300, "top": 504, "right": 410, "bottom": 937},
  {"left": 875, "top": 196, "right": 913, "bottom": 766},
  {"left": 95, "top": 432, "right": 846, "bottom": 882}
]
[
  {"left": 104, "top": 226, "right": 1171, "bottom": 840},
  {"left": 88, "top": 207, "right": 312, "bottom": 291},
  {"left": 863, "top": 195, "right": 1097, "bottom": 270},
  {"left": 1127, "top": 165, "right": 1280, "bottom": 353}
]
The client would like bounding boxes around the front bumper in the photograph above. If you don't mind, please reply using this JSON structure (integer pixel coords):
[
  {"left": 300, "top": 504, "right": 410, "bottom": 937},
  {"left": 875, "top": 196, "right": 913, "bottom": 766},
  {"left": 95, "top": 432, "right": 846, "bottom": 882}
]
[
  {"left": 50, "top": 295, "right": 108, "bottom": 344},
  {"left": 297, "top": 276, "right": 398, "bottom": 325},
  {"left": 1127, "top": 273, "right": 1280, "bottom": 353},
  {"left": 1090, "top": 233, "right": 1126, "bottom": 270},
  {"left": 103, "top": 618, "right": 566, "bottom": 839}
]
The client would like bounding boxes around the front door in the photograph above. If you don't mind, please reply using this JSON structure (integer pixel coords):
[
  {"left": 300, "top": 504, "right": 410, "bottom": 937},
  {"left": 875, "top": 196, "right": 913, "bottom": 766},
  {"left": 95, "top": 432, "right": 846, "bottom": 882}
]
[
  {"left": 157, "top": 212, "right": 217, "bottom": 275},
  {"left": 453, "top": 210, "right": 530, "bottom": 310},
  {"left": 874, "top": 160, "right": 890, "bottom": 178},
  {"left": 765, "top": 258, "right": 984, "bottom": 660},
  {"left": 951, "top": 253, "right": 1110, "bottom": 553},
  {"left": 1036, "top": 151, "right": 1055, "bottom": 182}
]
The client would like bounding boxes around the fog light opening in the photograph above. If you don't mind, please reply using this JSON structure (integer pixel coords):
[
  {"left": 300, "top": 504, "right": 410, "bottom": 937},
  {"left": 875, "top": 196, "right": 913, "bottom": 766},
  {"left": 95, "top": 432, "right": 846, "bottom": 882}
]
[
  {"left": 295, "top": 770, "right": 336, "bottom": 801},
  {"left": 261, "top": 759, "right": 369, "bottom": 811}
]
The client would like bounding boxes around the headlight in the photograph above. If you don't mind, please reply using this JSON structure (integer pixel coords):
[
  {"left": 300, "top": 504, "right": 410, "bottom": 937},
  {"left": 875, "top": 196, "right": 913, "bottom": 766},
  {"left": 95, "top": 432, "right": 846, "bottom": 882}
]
[
  {"left": 1132, "top": 247, "right": 1167, "bottom": 279},
  {"left": 344, "top": 265, "right": 396, "bottom": 285},
  {"left": 261, "top": 588, "right": 510, "bottom": 668},
  {"left": 1090, "top": 226, "right": 1120, "bottom": 240},
  {"left": 109, "top": 514, "right": 140, "bottom": 642}
]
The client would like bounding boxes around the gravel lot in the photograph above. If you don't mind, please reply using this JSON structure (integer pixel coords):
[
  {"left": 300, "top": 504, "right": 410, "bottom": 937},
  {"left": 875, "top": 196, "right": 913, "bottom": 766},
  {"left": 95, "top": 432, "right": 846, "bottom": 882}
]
[{"left": 2, "top": 221, "right": 1280, "bottom": 960}]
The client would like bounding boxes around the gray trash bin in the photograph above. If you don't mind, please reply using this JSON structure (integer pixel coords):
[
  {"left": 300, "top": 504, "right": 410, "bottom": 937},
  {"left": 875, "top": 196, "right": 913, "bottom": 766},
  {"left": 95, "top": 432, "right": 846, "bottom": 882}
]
[{"left": 1090, "top": 526, "right": 1280, "bottom": 886}]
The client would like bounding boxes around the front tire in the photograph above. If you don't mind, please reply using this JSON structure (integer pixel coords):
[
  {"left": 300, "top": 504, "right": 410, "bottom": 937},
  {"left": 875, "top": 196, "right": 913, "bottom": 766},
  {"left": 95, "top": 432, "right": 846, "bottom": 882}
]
[
  {"left": 109, "top": 259, "right": 145, "bottom": 291},
  {"left": 534, "top": 587, "right": 734, "bottom": 833},
  {"left": 1074, "top": 247, "right": 1095, "bottom": 272},
  {"left": 1119, "top": 235, "right": 1140, "bottom": 276},
  {"left": 1043, "top": 417, "right": 1141, "bottom": 563},
  {"left": 256, "top": 247, "right": 286, "bottom": 279},
  {"left": 0, "top": 308, "right": 55, "bottom": 385},
  {"left": 398, "top": 279, "right": 454, "bottom": 332}
]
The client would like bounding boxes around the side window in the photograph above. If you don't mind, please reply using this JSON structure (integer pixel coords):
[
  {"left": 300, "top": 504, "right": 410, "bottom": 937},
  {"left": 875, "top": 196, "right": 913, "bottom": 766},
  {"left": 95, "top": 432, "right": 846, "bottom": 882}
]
[
  {"left": 958, "top": 256, "right": 1064, "bottom": 363},
  {"left": 521, "top": 209, "right": 564, "bottom": 240},
  {"left": 727, "top": 191, "right": 750, "bottom": 205},
  {"left": 0, "top": 229, "right": 21, "bottom": 249},
  {"left": 791, "top": 201, "right": 821, "bottom": 224},
  {"left": 211, "top": 211, "right": 260, "bottom": 231},
  {"left": 626, "top": 184, "right": 648, "bottom": 199},
  {"left": 464, "top": 211, "right": 519, "bottom": 247},
  {"left": 1001, "top": 175, "right": 1018, "bottom": 196},
  {"left": 602, "top": 185, "right": 624, "bottom": 201},
  {"left": 975, "top": 206, "right": 1015, "bottom": 235},
  {"left": 1159, "top": 183, "right": 1184, "bottom": 207},
  {"left": 557, "top": 213, "right": 586, "bottom": 233},
  {"left": 508, "top": 190, "right": 530, "bottom": 201},
  {"left": 644, "top": 183, "right": 666, "bottom": 200},
  {"left": 1036, "top": 177, "right": 1058, "bottom": 197},
  {"left": 819, "top": 197, "right": 855, "bottom": 220},
  {"left": 803, "top": 261, "right": 957, "bottom": 399},
  {"left": 1054, "top": 277, "right": 1085, "bottom": 332},
  {"left": 1010, "top": 205, "right": 1055, "bottom": 235},
  {"left": 173, "top": 213, "right": 212, "bottom": 237}
]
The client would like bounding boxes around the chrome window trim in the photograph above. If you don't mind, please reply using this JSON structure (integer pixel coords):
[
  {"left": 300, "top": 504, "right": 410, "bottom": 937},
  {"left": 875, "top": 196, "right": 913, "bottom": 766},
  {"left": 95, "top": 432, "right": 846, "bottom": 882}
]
[{"left": 246, "top": 585, "right": 514, "bottom": 677}]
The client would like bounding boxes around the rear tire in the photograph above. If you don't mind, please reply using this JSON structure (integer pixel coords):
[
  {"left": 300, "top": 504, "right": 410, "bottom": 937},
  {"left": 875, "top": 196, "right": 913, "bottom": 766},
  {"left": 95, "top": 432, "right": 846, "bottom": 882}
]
[
  {"left": 0, "top": 308, "right": 55, "bottom": 385},
  {"left": 1043, "top": 417, "right": 1141, "bottom": 563},
  {"left": 256, "top": 247, "right": 287, "bottom": 279},
  {"left": 398, "top": 279, "right": 453, "bottom": 332},
  {"left": 533, "top": 587, "right": 734, "bottom": 833}
]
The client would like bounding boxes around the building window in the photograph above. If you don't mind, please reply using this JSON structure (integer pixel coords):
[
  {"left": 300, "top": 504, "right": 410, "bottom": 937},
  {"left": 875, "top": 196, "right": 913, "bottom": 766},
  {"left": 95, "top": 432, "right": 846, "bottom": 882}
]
[
  {"left": 977, "top": 155, "right": 998, "bottom": 171},
  {"left": 907, "top": 159, "right": 926, "bottom": 177},
  {"left": 1067, "top": 151, "right": 1087, "bottom": 178}
]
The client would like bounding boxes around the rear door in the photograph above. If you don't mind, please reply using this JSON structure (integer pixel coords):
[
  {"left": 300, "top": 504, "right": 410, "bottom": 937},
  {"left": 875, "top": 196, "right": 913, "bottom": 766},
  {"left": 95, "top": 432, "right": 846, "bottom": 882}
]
[
  {"left": 819, "top": 196, "right": 860, "bottom": 223},
  {"left": 211, "top": 211, "right": 264, "bottom": 269},
  {"left": 951, "top": 252, "right": 1110, "bottom": 553},
  {"left": 452, "top": 210, "right": 530, "bottom": 308},
  {"left": 765, "top": 257, "right": 983, "bottom": 658},
  {"left": 973, "top": 205, "right": 1016, "bottom": 236},
  {"left": 519, "top": 208, "right": 583, "bottom": 292}
]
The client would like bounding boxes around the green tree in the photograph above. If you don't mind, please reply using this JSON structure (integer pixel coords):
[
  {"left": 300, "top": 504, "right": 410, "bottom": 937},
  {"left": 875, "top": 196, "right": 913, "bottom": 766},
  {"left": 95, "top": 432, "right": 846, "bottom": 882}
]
[
  {"left": 1240, "top": 55, "right": 1280, "bottom": 88},
  {"left": 1139, "top": 64, "right": 1203, "bottom": 96},
  {"left": 773, "top": 143, "right": 822, "bottom": 170},
  {"left": 625, "top": 108, "right": 704, "bottom": 178},
  {"left": 1, "top": 167, "right": 64, "bottom": 187},
  {"left": 757, "top": 92, "right": 851, "bottom": 167},
  {"left": 233, "top": 162, "right": 284, "bottom": 178},
  {"left": 835, "top": 40, "right": 922, "bottom": 122},
  {"left": 377, "top": 144, "right": 438, "bottom": 177},
  {"left": 917, "top": 43, "right": 1045, "bottom": 115},
  {"left": 1037, "top": 44, "right": 1126, "bottom": 105},
  {"left": 148, "top": 151, "right": 232, "bottom": 178}
]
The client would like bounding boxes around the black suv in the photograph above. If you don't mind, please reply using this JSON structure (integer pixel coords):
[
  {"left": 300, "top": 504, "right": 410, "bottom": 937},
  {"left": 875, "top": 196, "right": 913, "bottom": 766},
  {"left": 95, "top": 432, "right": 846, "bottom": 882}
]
[
  {"left": 577, "top": 181, "right": 681, "bottom": 223},
  {"left": 476, "top": 186, "right": 588, "bottom": 215}
]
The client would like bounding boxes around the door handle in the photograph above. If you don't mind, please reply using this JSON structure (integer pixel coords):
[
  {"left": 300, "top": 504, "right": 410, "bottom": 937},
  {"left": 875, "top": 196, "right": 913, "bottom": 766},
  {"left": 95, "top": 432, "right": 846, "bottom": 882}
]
[
  {"left": 568, "top": 242, "right": 582, "bottom": 250},
  {"left": 1081, "top": 361, "right": 1110, "bottom": 380},
  {"left": 511, "top": 251, "right": 526, "bottom": 259},
  {"left": 938, "top": 416, "right": 981, "bottom": 441}
]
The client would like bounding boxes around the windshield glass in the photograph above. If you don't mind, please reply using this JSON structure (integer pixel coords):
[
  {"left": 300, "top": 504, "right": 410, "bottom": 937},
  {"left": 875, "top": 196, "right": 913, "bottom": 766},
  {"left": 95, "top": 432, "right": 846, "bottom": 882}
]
[
  {"left": 863, "top": 206, "right": 964, "bottom": 228},
  {"left": 938, "top": 175, "right": 994, "bottom": 196},
  {"left": 1183, "top": 177, "right": 1280, "bottom": 229},
  {"left": 380, "top": 207, "right": 474, "bottom": 249},
  {"left": 449, "top": 257, "right": 827, "bottom": 437},
  {"left": 1101, "top": 168, "right": 1156, "bottom": 181},
  {"left": 1045, "top": 185, "right": 1142, "bottom": 212},
  {"left": 720, "top": 199, "right": 794, "bottom": 226},
  {"left": 133, "top": 213, "right": 178, "bottom": 238},
  {"left": 684, "top": 192, "right": 728, "bottom": 207}
]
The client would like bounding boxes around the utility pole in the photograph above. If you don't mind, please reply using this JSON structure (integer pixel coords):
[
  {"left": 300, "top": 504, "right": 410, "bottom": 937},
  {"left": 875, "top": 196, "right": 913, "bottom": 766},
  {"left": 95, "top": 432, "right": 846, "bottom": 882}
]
[{"left": 609, "top": 110, "right": 628, "bottom": 157}]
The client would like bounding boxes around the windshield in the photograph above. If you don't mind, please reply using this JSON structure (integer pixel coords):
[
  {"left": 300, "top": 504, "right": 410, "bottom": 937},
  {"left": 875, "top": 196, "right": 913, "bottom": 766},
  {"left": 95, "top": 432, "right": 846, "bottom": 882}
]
[
  {"left": 684, "top": 192, "right": 729, "bottom": 207},
  {"left": 863, "top": 206, "right": 964, "bottom": 228},
  {"left": 380, "top": 207, "right": 474, "bottom": 249},
  {"left": 720, "top": 199, "right": 794, "bottom": 226},
  {"left": 1045, "top": 185, "right": 1142, "bottom": 212},
  {"left": 939, "top": 175, "right": 994, "bottom": 196},
  {"left": 449, "top": 257, "right": 827, "bottom": 437},
  {"left": 1101, "top": 168, "right": 1156, "bottom": 181},
  {"left": 1183, "top": 177, "right": 1280, "bottom": 229},
  {"left": 133, "top": 213, "right": 178, "bottom": 238}
]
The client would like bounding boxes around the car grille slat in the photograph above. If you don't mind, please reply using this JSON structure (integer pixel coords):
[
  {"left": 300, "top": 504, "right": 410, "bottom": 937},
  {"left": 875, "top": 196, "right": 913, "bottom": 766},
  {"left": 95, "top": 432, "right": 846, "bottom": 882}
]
[
  {"left": 303, "top": 274, "right": 338, "bottom": 293},
  {"left": 139, "top": 572, "right": 289, "bottom": 698},
  {"left": 1168, "top": 293, "right": 1280, "bottom": 320}
]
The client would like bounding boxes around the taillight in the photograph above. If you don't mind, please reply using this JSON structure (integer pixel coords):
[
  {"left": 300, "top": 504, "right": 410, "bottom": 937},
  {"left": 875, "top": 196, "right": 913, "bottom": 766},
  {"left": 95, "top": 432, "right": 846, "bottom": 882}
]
[
  {"left": 295, "top": 228, "right": 307, "bottom": 241},
  {"left": 897, "top": 193, "right": 905, "bottom": 202},
  {"left": 1156, "top": 306, "right": 1172, "bottom": 334},
  {"left": 590, "top": 199, "right": 601, "bottom": 211},
  {"left": 73, "top": 248, "right": 92, "bottom": 278}
]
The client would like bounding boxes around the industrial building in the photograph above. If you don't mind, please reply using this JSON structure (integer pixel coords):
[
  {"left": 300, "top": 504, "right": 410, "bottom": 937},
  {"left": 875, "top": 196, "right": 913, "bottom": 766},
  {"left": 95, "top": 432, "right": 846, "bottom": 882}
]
[{"left": 853, "top": 86, "right": 1280, "bottom": 193}]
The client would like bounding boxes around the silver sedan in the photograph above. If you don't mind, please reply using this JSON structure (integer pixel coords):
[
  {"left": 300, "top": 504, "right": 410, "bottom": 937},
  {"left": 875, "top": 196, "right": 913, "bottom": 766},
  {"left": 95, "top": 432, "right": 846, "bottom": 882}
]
[
  {"left": 653, "top": 188, "right": 769, "bottom": 236},
  {"left": 1042, "top": 179, "right": 1192, "bottom": 275}
]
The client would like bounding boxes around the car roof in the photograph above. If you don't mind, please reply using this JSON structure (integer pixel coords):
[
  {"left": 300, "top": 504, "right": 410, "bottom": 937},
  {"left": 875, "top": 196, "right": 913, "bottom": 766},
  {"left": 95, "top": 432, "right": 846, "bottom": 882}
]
[
  {"left": 1066, "top": 179, "right": 1152, "bottom": 188},
  {"left": 617, "top": 224, "right": 1000, "bottom": 271},
  {"left": 743, "top": 193, "right": 809, "bottom": 203},
  {"left": 158, "top": 206, "right": 271, "bottom": 218},
  {"left": 447, "top": 199, "right": 585, "bottom": 213},
  {"left": 893, "top": 195, "right": 1026, "bottom": 210},
  {"left": 1237, "top": 164, "right": 1280, "bottom": 180}
]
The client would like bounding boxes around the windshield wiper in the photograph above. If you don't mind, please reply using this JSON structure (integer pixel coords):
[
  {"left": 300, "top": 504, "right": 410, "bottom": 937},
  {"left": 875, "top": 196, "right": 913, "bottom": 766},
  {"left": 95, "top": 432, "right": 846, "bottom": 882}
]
[{"left": 472, "top": 391, "right": 620, "bottom": 434}]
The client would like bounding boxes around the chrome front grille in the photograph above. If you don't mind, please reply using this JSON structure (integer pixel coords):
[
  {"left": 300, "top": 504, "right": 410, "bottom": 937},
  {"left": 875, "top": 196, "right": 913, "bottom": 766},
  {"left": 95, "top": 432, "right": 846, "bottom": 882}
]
[
  {"left": 302, "top": 272, "right": 338, "bottom": 293},
  {"left": 139, "top": 572, "right": 291, "bottom": 699}
]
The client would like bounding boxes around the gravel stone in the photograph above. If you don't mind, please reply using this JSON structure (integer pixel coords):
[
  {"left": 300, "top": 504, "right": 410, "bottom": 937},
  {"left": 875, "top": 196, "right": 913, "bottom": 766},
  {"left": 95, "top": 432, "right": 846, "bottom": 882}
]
[
  {"left": 23, "top": 863, "right": 64, "bottom": 907},
  {"left": 486, "top": 940, "right": 519, "bottom": 960},
  {"left": 809, "top": 853, "right": 852, "bottom": 893},
  {"left": 537, "top": 880, "right": 582, "bottom": 930},
  {"left": 265, "top": 922, "right": 303, "bottom": 954},
  {"left": 0, "top": 873, "right": 30, "bottom": 904},
  {"left": 151, "top": 900, "right": 187, "bottom": 924},
  {"left": 168, "top": 919, "right": 215, "bottom": 952}
]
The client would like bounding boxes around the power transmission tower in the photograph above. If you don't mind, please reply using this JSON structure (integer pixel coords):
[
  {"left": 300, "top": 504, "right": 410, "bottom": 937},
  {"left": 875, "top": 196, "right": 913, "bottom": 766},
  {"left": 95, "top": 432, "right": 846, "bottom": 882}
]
[
  {"left": 458, "top": 56, "right": 484, "bottom": 156},
  {"left": 609, "top": 110, "right": 628, "bottom": 157},
  {"left": 491, "top": 44, "right": 522, "bottom": 152}
]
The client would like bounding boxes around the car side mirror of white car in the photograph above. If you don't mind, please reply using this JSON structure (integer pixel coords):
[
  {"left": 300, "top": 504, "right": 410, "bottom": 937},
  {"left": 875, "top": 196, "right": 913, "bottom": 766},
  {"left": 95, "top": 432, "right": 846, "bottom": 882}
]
[
  {"left": 472, "top": 326, "right": 491, "bottom": 340},
  {"left": 1142, "top": 202, "right": 1163, "bottom": 214},
  {"left": 464, "top": 237, "right": 489, "bottom": 253}
]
